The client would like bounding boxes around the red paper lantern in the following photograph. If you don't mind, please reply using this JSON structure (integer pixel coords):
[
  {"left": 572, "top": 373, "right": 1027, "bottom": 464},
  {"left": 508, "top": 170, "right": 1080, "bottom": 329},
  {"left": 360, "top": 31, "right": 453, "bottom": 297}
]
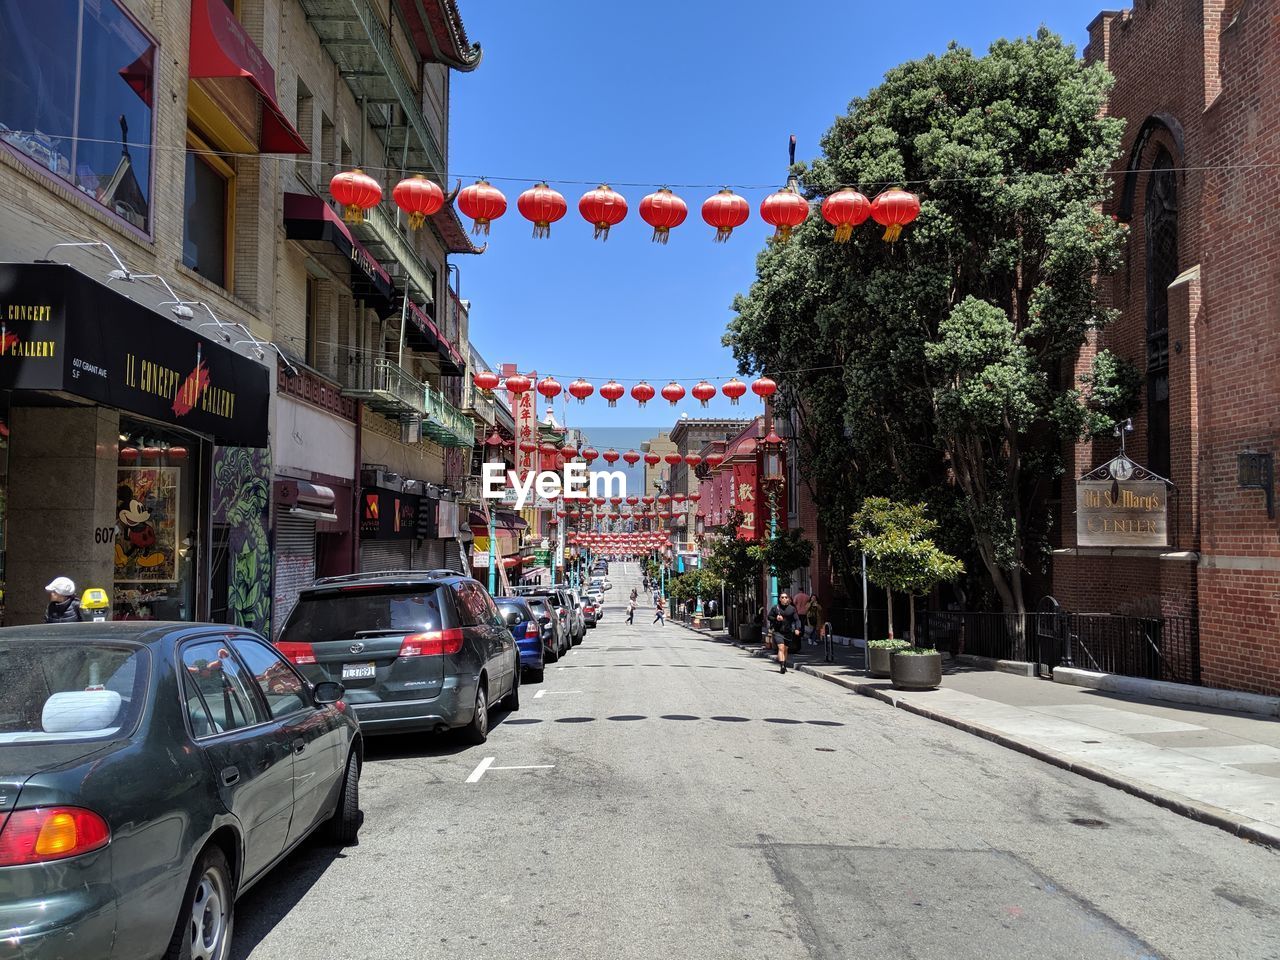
[
  {"left": 660, "top": 381, "right": 686, "bottom": 406},
  {"left": 578, "top": 185, "right": 628, "bottom": 240},
  {"left": 561, "top": 442, "right": 579, "bottom": 460},
  {"left": 623, "top": 449, "right": 640, "bottom": 465},
  {"left": 663, "top": 453, "right": 682, "bottom": 466},
  {"left": 474, "top": 370, "right": 500, "bottom": 392},
  {"left": 537, "top": 375, "right": 563, "bottom": 400},
  {"left": 517, "top": 182, "right": 568, "bottom": 238},
  {"left": 691, "top": 380, "right": 716, "bottom": 407},
  {"left": 642, "top": 495, "right": 656, "bottom": 504},
  {"left": 705, "top": 452, "right": 725, "bottom": 468},
  {"left": 392, "top": 174, "right": 444, "bottom": 229},
  {"left": 582, "top": 447, "right": 600, "bottom": 463},
  {"left": 519, "top": 440, "right": 537, "bottom": 454},
  {"left": 751, "top": 375, "right": 777, "bottom": 399},
  {"left": 639, "top": 187, "right": 687, "bottom": 244},
  {"left": 118, "top": 446, "right": 139, "bottom": 463},
  {"left": 505, "top": 373, "right": 532, "bottom": 394},
  {"left": 540, "top": 441, "right": 558, "bottom": 454},
  {"left": 643, "top": 452, "right": 660, "bottom": 466},
  {"left": 602, "top": 449, "right": 620, "bottom": 464},
  {"left": 760, "top": 186, "right": 809, "bottom": 241},
  {"left": 658, "top": 494, "right": 671, "bottom": 503},
  {"left": 689, "top": 493, "right": 701, "bottom": 503},
  {"left": 870, "top": 189, "right": 921, "bottom": 242},
  {"left": 168, "top": 446, "right": 189, "bottom": 461},
  {"left": 722, "top": 377, "right": 747, "bottom": 405},
  {"left": 684, "top": 454, "right": 701, "bottom": 467},
  {"left": 626, "top": 495, "right": 639, "bottom": 505},
  {"left": 142, "top": 446, "right": 163, "bottom": 460},
  {"left": 821, "top": 188, "right": 871, "bottom": 243},
  {"left": 673, "top": 494, "right": 687, "bottom": 504},
  {"left": 631, "top": 381, "right": 656, "bottom": 407},
  {"left": 568, "top": 378, "right": 594, "bottom": 403},
  {"left": 701, "top": 188, "right": 750, "bottom": 242},
  {"left": 456, "top": 179, "right": 507, "bottom": 235},
  {"left": 329, "top": 169, "right": 382, "bottom": 224},
  {"left": 600, "top": 380, "right": 625, "bottom": 407},
  {"left": 485, "top": 430, "right": 505, "bottom": 449}
]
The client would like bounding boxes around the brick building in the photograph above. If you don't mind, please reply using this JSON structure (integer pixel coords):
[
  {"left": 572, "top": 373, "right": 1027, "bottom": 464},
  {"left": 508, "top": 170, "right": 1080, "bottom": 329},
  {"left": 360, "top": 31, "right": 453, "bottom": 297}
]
[
  {"left": 1053, "top": 0, "right": 1278, "bottom": 694},
  {"left": 667, "top": 415, "right": 751, "bottom": 565},
  {"left": 0, "top": 0, "right": 485, "bottom": 633}
]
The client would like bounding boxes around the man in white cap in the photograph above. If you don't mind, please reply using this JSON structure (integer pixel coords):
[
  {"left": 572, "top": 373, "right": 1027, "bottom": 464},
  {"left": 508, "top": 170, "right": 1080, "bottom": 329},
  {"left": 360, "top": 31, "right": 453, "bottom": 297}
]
[{"left": 44, "top": 577, "right": 84, "bottom": 623}]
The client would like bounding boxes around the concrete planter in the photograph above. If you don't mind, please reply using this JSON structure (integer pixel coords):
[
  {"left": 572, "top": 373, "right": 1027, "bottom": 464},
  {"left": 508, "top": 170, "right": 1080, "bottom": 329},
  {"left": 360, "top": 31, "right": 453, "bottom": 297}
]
[
  {"left": 890, "top": 650, "right": 943, "bottom": 690},
  {"left": 738, "top": 624, "right": 762, "bottom": 644},
  {"left": 866, "top": 644, "right": 898, "bottom": 678}
]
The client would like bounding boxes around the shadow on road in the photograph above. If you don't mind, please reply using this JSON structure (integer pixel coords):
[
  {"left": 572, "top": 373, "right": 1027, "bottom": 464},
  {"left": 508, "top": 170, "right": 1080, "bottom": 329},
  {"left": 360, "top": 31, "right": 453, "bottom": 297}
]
[
  {"left": 232, "top": 838, "right": 351, "bottom": 959},
  {"left": 361, "top": 706, "right": 523, "bottom": 762}
]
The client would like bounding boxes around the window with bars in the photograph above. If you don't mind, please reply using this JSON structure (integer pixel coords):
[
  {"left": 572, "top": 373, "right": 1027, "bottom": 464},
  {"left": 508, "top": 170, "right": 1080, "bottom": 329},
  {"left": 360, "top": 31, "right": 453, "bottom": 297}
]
[{"left": 1144, "top": 148, "right": 1177, "bottom": 480}]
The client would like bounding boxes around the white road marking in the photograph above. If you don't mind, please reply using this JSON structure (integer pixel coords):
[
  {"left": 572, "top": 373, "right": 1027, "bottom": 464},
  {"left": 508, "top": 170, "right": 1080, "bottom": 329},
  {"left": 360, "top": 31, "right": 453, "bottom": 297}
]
[
  {"left": 534, "top": 689, "right": 582, "bottom": 696},
  {"left": 490, "top": 764, "right": 556, "bottom": 771},
  {"left": 534, "top": 689, "right": 545, "bottom": 698},
  {"left": 465, "top": 756, "right": 495, "bottom": 783}
]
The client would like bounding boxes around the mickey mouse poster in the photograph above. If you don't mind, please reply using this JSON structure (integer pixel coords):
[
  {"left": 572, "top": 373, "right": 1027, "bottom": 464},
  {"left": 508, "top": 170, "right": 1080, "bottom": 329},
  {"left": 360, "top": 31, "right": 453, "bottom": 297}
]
[{"left": 115, "top": 467, "right": 179, "bottom": 582}]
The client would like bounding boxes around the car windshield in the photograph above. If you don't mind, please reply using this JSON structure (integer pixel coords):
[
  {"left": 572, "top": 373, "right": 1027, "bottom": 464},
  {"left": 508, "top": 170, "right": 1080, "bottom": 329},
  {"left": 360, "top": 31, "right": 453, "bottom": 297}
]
[
  {"left": 280, "top": 586, "right": 445, "bottom": 643},
  {"left": 0, "top": 640, "right": 148, "bottom": 744}
]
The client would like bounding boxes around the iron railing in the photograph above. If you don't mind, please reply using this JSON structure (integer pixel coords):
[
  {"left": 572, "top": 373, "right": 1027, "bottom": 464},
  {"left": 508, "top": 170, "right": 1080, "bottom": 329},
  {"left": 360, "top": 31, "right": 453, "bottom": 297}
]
[
  {"left": 919, "top": 608, "right": 1201, "bottom": 685},
  {"left": 422, "top": 382, "right": 474, "bottom": 448},
  {"left": 341, "top": 357, "right": 427, "bottom": 416}
]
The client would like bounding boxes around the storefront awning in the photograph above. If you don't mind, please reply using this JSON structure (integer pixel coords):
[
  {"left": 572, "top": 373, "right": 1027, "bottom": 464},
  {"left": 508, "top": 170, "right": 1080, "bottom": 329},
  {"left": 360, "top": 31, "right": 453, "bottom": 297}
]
[
  {"left": 0, "top": 263, "right": 271, "bottom": 446},
  {"left": 405, "top": 299, "right": 466, "bottom": 376},
  {"left": 189, "top": 0, "right": 309, "bottom": 153},
  {"left": 284, "top": 194, "right": 396, "bottom": 316},
  {"left": 468, "top": 508, "right": 527, "bottom": 531}
]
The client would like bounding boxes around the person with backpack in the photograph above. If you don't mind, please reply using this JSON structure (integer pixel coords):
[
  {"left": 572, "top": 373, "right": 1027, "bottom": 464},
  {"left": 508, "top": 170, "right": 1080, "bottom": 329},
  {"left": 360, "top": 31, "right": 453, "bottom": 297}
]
[
  {"left": 768, "top": 591, "right": 802, "bottom": 673},
  {"left": 44, "top": 577, "right": 84, "bottom": 623}
]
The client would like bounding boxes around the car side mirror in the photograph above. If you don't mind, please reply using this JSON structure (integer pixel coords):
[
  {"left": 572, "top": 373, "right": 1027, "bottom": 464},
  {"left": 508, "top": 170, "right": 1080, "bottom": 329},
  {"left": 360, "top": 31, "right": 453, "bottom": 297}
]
[{"left": 313, "top": 680, "right": 345, "bottom": 705}]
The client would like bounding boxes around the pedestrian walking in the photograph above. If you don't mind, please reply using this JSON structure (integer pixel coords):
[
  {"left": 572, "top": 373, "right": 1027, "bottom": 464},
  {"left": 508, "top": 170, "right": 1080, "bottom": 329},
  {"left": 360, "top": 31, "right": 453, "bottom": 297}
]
[
  {"left": 805, "top": 596, "right": 830, "bottom": 662},
  {"left": 626, "top": 597, "right": 636, "bottom": 625},
  {"left": 44, "top": 577, "right": 84, "bottom": 624},
  {"left": 630, "top": 588, "right": 637, "bottom": 602},
  {"left": 653, "top": 596, "right": 665, "bottom": 626},
  {"left": 768, "top": 592, "right": 802, "bottom": 673}
]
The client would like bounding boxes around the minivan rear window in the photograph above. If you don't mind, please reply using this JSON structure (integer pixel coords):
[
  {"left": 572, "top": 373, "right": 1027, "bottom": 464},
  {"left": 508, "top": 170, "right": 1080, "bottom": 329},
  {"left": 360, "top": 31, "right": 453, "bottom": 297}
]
[{"left": 280, "top": 587, "right": 445, "bottom": 644}]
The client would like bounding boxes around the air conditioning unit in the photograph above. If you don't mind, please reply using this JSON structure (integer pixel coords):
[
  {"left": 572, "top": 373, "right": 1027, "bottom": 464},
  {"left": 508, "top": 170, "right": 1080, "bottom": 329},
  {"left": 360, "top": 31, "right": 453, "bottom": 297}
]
[{"left": 401, "top": 415, "right": 422, "bottom": 444}]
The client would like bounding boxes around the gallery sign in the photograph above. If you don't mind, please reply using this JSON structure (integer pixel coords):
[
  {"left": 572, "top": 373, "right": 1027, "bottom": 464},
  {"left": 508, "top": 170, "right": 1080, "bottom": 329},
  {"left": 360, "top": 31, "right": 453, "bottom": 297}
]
[
  {"left": 0, "top": 263, "right": 270, "bottom": 446},
  {"left": 1076, "top": 479, "right": 1168, "bottom": 548}
]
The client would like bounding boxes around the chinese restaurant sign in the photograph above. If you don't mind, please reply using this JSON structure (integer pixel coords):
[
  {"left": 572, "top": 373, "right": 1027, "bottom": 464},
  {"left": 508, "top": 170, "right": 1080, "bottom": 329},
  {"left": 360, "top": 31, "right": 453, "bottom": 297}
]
[
  {"left": 1076, "top": 480, "right": 1168, "bottom": 548},
  {"left": 360, "top": 488, "right": 419, "bottom": 541},
  {"left": 731, "top": 461, "right": 759, "bottom": 542},
  {"left": 0, "top": 263, "right": 270, "bottom": 446},
  {"left": 508, "top": 365, "right": 538, "bottom": 478}
]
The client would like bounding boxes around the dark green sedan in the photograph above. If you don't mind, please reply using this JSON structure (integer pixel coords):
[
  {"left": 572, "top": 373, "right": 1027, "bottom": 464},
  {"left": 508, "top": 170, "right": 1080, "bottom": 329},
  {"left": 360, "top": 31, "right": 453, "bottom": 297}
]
[{"left": 0, "top": 622, "right": 363, "bottom": 960}]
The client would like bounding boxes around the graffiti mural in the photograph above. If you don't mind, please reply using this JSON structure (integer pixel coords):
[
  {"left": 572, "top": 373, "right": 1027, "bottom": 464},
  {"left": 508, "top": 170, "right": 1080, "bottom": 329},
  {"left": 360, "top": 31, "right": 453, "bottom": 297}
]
[{"left": 212, "top": 446, "right": 272, "bottom": 637}]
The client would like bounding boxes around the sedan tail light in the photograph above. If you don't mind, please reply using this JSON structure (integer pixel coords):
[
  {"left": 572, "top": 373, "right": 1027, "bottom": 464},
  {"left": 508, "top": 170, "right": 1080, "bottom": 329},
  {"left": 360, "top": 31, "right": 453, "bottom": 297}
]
[
  {"left": 0, "top": 807, "right": 110, "bottom": 866},
  {"left": 277, "top": 641, "right": 317, "bottom": 665},
  {"left": 399, "top": 628, "right": 465, "bottom": 657}
]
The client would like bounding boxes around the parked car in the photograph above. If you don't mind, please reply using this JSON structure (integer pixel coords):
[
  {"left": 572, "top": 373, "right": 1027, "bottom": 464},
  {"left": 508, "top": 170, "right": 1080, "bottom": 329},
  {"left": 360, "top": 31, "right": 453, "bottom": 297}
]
[
  {"left": 526, "top": 586, "right": 583, "bottom": 646},
  {"left": 278, "top": 571, "right": 520, "bottom": 744},
  {"left": 583, "top": 598, "right": 600, "bottom": 627},
  {"left": 564, "top": 589, "right": 587, "bottom": 644},
  {"left": 0, "top": 622, "right": 361, "bottom": 960},
  {"left": 525, "top": 595, "right": 567, "bottom": 661},
  {"left": 496, "top": 596, "right": 544, "bottom": 682}
]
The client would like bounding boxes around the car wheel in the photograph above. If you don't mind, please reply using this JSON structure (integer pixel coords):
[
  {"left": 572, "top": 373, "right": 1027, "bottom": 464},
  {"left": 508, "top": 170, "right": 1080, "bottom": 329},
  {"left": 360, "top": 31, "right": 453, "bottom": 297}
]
[
  {"left": 505, "top": 663, "right": 520, "bottom": 711},
  {"left": 527, "top": 667, "right": 545, "bottom": 684},
  {"left": 461, "top": 681, "right": 489, "bottom": 745},
  {"left": 325, "top": 749, "right": 361, "bottom": 845},
  {"left": 166, "top": 845, "right": 233, "bottom": 960},
  {"left": 545, "top": 645, "right": 559, "bottom": 664}
]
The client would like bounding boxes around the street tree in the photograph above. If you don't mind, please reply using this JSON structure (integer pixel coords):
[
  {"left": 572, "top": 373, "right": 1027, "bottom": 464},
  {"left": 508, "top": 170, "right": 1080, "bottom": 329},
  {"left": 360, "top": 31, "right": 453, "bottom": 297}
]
[
  {"left": 725, "top": 30, "right": 1138, "bottom": 623},
  {"left": 749, "top": 528, "right": 814, "bottom": 593},
  {"left": 851, "top": 497, "right": 964, "bottom": 643}
]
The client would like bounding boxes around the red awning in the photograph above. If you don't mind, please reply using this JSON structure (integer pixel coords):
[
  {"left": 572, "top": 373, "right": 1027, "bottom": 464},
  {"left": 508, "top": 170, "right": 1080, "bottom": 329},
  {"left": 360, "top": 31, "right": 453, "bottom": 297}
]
[{"left": 189, "top": 0, "right": 309, "bottom": 154}]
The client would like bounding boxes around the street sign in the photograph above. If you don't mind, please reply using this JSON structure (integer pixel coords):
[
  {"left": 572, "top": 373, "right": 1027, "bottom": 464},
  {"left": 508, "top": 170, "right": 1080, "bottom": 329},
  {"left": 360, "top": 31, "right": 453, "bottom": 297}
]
[{"left": 1075, "top": 479, "right": 1168, "bottom": 548}]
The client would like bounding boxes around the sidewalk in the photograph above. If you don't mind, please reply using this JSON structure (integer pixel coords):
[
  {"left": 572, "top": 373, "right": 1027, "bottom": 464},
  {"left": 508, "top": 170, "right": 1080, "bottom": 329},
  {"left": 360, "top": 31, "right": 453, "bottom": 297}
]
[{"left": 678, "top": 620, "right": 1280, "bottom": 848}]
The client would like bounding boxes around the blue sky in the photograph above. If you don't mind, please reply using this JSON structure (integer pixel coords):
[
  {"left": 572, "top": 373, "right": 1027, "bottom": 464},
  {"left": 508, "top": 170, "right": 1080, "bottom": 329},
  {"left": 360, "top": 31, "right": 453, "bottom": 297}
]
[{"left": 450, "top": 0, "right": 1106, "bottom": 435}]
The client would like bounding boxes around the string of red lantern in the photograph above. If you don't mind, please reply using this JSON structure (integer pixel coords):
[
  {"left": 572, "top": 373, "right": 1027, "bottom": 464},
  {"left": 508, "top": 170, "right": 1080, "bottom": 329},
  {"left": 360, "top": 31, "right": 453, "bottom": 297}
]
[
  {"left": 472, "top": 371, "right": 783, "bottom": 408},
  {"left": 331, "top": 173, "right": 919, "bottom": 243}
]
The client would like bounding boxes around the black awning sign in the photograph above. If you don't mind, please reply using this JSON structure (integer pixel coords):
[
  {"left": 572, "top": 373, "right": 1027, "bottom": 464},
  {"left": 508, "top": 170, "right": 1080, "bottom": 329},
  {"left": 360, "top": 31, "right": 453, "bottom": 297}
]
[{"left": 0, "top": 263, "right": 270, "bottom": 446}]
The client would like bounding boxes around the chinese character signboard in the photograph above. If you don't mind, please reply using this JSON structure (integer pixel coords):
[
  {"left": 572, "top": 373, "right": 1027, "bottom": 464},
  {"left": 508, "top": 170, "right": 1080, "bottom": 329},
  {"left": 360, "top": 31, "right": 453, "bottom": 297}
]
[
  {"left": 731, "top": 461, "right": 759, "bottom": 541},
  {"left": 509, "top": 366, "right": 538, "bottom": 478},
  {"left": 1076, "top": 480, "right": 1168, "bottom": 548}
]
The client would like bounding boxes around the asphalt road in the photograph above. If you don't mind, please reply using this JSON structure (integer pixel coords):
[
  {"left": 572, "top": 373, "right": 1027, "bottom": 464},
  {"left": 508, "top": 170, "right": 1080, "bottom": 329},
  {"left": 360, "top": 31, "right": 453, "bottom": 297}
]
[{"left": 233, "top": 563, "right": 1280, "bottom": 960}]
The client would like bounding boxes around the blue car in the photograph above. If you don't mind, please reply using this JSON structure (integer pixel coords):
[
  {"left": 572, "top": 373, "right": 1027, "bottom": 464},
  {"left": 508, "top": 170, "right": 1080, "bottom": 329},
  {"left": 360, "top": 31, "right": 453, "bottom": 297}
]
[{"left": 496, "top": 596, "right": 545, "bottom": 683}]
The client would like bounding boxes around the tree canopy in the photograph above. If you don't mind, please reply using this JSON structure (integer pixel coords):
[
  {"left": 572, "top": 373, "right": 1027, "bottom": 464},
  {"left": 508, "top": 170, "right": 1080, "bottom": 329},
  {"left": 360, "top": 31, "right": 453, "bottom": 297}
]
[{"left": 725, "top": 30, "right": 1138, "bottom": 616}]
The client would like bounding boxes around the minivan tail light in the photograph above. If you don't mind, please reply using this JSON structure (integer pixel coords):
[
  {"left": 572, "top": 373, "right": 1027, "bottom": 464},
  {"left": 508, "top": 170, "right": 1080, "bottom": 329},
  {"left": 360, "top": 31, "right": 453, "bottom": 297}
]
[
  {"left": 399, "top": 627, "right": 464, "bottom": 658},
  {"left": 277, "top": 641, "right": 317, "bottom": 665},
  {"left": 0, "top": 807, "right": 110, "bottom": 866}
]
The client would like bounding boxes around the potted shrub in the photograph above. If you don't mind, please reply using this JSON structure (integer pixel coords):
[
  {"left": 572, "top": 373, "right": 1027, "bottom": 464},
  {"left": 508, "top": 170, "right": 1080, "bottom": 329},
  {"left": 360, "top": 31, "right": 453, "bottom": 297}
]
[
  {"left": 851, "top": 497, "right": 964, "bottom": 687},
  {"left": 865, "top": 638, "right": 910, "bottom": 678}
]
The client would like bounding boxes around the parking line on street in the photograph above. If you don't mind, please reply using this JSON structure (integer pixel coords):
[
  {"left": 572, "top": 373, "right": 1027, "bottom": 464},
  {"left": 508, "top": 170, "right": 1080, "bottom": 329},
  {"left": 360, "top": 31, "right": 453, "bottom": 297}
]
[
  {"left": 491, "top": 764, "right": 555, "bottom": 772},
  {"left": 465, "top": 757, "right": 494, "bottom": 783},
  {"left": 534, "top": 689, "right": 582, "bottom": 697}
]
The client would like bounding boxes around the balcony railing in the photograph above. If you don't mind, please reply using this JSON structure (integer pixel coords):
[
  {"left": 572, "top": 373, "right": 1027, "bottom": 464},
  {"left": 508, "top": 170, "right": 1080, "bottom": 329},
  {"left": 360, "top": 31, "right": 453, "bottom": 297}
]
[
  {"left": 342, "top": 358, "right": 427, "bottom": 418},
  {"left": 423, "top": 383, "right": 475, "bottom": 448},
  {"left": 463, "top": 387, "right": 496, "bottom": 426}
]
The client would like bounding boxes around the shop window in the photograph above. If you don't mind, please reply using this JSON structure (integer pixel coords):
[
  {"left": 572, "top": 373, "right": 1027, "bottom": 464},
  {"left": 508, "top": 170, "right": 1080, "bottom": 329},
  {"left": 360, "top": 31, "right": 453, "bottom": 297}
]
[
  {"left": 0, "top": 0, "right": 155, "bottom": 233},
  {"left": 1144, "top": 148, "right": 1177, "bottom": 480},
  {"left": 305, "top": 275, "right": 320, "bottom": 367},
  {"left": 295, "top": 80, "right": 314, "bottom": 183},
  {"left": 183, "top": 129, "right": 235, "bottom": 289}
]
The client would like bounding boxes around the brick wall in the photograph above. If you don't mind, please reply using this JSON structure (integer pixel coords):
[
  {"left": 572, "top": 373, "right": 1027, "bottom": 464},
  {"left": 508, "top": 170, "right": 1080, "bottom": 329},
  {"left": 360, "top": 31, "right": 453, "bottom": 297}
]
[{"left": 1060, "top": 0, "right": 1280, "bottom": 694}]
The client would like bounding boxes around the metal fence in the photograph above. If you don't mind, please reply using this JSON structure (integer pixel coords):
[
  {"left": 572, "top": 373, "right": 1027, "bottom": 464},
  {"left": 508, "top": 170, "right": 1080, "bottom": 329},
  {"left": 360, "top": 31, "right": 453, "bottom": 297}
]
[{"left": 918, "top": 608, "right": 1201, "bottom": 686}]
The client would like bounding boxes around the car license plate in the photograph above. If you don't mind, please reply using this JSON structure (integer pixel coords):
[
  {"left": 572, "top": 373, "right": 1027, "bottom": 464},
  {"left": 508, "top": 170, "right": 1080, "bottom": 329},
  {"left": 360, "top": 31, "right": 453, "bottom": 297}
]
[{"left": 342, "top": 662, "right": 376, "bottom": 681}]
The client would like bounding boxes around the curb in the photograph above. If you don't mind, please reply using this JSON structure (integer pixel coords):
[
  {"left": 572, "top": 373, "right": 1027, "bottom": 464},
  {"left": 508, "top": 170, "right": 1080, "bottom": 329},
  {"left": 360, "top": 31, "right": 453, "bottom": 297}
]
[
  {"left": 1053, "top": 667, "right": 1280, "bottom": 718},
  {"left": 789, "top": 661, "right": 1280, "bottom": 850}
]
